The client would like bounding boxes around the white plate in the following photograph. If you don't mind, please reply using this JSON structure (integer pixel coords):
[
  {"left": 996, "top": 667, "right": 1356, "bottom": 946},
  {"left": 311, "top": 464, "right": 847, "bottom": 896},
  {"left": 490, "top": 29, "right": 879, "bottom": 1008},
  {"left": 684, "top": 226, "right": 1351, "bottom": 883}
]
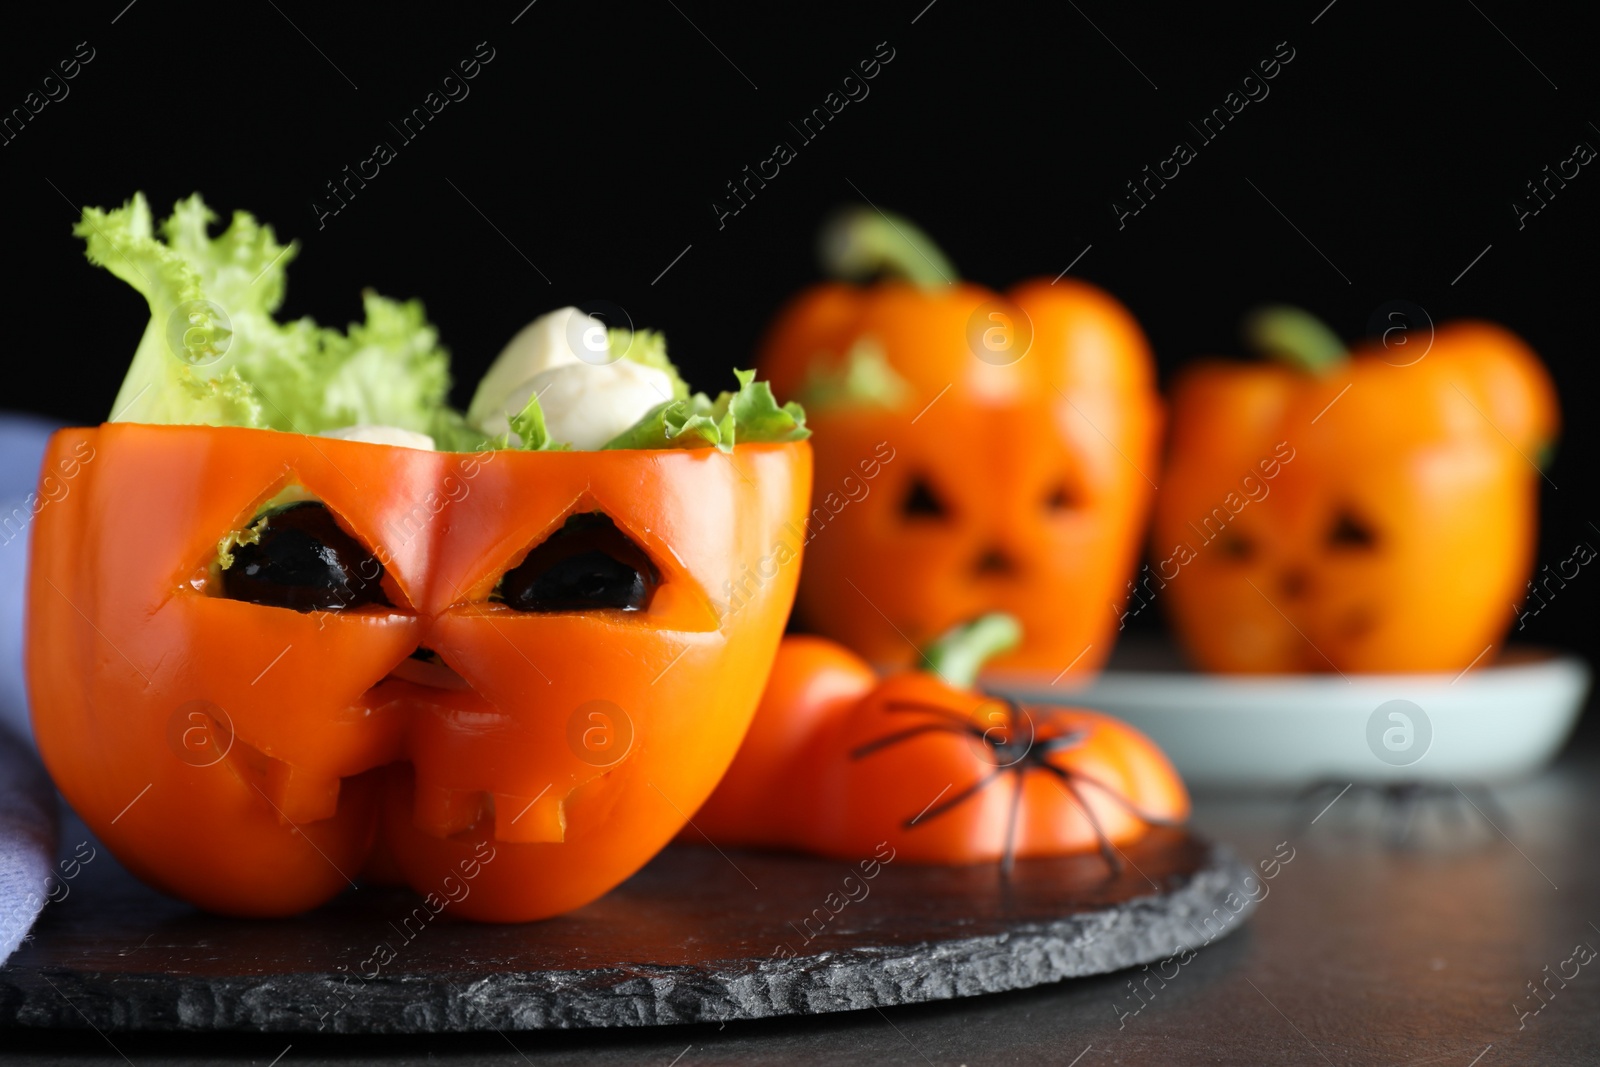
[{"left": 985, "top": 642, "right": 1590, "bottom": 788}]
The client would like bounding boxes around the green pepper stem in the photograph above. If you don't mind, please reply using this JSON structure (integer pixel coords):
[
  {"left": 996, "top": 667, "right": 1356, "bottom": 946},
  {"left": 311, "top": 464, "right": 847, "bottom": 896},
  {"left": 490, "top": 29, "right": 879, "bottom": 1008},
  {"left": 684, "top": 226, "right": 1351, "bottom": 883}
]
[
  {"left": 818, "top": 206, "right": 957, "bottom": 287},
  {"left": 921, "top": 613, "right": 1022, "bottom": 688},
  {"left": 1242, "top": 306, "right": 1347, "bottom": 374}
]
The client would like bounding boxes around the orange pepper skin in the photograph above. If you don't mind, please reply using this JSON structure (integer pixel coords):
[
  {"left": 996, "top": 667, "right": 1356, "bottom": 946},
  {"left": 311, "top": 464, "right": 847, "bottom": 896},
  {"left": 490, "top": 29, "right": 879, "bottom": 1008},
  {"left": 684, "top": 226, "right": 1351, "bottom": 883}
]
[
  {"left": 758, "top": 279, "right": 1161, "bottom": 678},
  {"left": 27, "top": 424, "right": 810, "bottom": 921},
  {"left": 693, "top": 635, "right": 876, "bottom": 844},
  {"left": 1154, "top": 322, "right": 1559, "bottom": 674},
  {"left": 693, "top": 637, "right": 1189, "bottom": 864}
]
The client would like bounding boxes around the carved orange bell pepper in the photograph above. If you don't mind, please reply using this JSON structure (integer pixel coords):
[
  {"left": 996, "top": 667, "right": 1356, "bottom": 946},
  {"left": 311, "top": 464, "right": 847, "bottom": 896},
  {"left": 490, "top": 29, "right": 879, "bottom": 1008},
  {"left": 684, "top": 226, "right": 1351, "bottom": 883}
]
[
  {"left": 28, "top": 424, "right": 810, "bottom": 920},
  {"left": 1153, "top": 307, "right": 1558, "bottom": 673},
  {"left": 693, "top": 616, "right": 1189, "bottom": 867},
  {"left": 758, "top": 209, "right": 1161, "bottom": 678},
  {"left": 31, "top": 193, "right": 816, "bottom": 922}
]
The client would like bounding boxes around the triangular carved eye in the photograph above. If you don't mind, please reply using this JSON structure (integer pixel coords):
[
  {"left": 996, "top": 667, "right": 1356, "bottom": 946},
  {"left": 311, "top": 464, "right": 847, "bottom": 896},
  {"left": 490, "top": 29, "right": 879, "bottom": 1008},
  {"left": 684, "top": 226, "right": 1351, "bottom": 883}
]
[
  {"left": 1327, "top": 509, "right": 1378, "bottom": 550},
  {"left": 495, "top": 512, "right": 658, "bottom": 613},
  {"left": 902, "top": 476, "right": 949, "bottom": 519},
  {"left": 220, "top": 502, "right": 392, "bottom": 612}
]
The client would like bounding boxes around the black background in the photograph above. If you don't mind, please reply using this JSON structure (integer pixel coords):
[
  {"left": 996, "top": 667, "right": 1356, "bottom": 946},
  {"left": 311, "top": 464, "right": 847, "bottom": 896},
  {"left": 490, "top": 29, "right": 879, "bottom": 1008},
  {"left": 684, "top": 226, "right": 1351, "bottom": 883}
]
[{"left": 4, "top": 0, "right": 1596, "bottom": 668}]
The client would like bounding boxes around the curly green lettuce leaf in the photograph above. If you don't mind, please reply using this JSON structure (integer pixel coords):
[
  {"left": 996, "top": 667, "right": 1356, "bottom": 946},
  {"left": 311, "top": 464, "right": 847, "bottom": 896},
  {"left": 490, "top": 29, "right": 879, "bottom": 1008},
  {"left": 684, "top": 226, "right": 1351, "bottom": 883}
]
[
  {"left": 214, "top": 516, "right": 263, "bottom": 570},
  {"left": 78, "top": 193, "right": 458, "bottom": 439},
  {"left": 506, "top": 389, "right": 571, "bottom": 452},
  {"left": 720, "top": 368, "right": 810, "bottom": 443},
  {"left": 175, "top": 368, "right": 268, "bottom": 428},
  {"left": 608, "top": 327, "right": 690, "bottom": 401},
  {"left": 795, "top": 337, "right": 912, "bottom": 410},
  {"left": 318, "top": 292, "right": 454, "bottom": 432},
  {"left": 428, "top": 408, "right": 497, "bottom": 453},
  {"left": 79, "top": 194, "right": 276, "bottom": 427},
  {"left": 601, "top": 369, "right": 809, "bottom": 452},
  {"left": 600, "top": 393, "right": 728, "bottom": 451}
]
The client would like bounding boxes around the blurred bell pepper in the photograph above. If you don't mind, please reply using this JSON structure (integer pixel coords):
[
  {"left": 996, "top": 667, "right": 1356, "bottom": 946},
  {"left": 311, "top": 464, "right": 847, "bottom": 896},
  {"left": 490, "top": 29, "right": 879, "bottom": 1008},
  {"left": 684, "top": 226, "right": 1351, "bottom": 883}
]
[{"left": 1154, "top": 307, "right": 1558, "bottom": 673}]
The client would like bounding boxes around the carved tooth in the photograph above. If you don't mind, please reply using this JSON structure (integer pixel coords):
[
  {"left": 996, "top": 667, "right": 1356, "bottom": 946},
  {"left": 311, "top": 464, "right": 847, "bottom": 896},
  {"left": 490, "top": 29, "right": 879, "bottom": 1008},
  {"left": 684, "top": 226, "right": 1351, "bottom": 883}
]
[
  {"left": 494, "top": 790, "right": 564, "bottom": 844},
  {"left": 412, "top": 784, "right": 487, "bottom": 839},
  {"left": 262, "top": 760, "right": 341, "bottom": 825}
]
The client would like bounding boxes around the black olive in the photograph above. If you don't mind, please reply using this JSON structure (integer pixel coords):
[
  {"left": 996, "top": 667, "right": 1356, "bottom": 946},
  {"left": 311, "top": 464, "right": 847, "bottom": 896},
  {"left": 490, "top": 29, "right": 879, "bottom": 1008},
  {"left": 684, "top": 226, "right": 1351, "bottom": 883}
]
[
  {"left": 220, "top": 502, "right": 391, "bottom": 612},
  {"left": 497, "top": 513, "right": 656, "bottom": 613}
]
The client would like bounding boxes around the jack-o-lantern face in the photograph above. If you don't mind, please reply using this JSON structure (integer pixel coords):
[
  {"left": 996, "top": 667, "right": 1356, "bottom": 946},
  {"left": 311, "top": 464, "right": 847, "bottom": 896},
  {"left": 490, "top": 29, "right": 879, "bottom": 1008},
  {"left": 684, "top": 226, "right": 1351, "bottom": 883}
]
[
  {"left": 1155, "top": 321, "right": 1558, "bottom": 673},
  {"left": 27, "top": 424, "right": 810, "bottom": 921},
  {"left": 760, "top": 278, "right": 1161, "bottom": 678}
]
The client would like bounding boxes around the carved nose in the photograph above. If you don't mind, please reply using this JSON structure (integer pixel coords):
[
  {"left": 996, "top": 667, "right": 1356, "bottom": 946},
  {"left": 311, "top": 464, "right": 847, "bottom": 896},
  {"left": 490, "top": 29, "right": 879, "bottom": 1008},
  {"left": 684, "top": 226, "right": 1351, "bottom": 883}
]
[
  {"left": 386, "top": 646, "right": 471, "bottom": 690},
  {"left": 973, "top": 546, "right": 1018, "bottom": 577},
  {"left": 1280, "top": 568, "right": 1311, "bottom": 600}
]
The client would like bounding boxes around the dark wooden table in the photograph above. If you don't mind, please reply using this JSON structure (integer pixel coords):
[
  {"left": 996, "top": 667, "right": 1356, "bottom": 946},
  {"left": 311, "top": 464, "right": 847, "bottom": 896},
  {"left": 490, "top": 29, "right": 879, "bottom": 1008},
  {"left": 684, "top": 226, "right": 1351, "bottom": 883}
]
[{"left": 7, "top": 736, "right": 1598, "bottom": 1065}]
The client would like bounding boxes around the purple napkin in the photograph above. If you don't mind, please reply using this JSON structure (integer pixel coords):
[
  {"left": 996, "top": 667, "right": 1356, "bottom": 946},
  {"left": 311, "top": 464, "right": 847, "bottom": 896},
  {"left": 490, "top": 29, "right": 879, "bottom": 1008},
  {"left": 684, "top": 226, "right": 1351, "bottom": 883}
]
[{"left": 0, "top": 414, "right": 64, "bottom": 963}]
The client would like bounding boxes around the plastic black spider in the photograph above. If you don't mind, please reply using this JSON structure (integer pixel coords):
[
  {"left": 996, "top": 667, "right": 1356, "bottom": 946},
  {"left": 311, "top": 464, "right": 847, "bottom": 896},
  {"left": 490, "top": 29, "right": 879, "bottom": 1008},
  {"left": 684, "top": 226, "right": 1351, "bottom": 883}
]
[{"left": 851, "top": 696, "right": 1182, "bottom": 875}]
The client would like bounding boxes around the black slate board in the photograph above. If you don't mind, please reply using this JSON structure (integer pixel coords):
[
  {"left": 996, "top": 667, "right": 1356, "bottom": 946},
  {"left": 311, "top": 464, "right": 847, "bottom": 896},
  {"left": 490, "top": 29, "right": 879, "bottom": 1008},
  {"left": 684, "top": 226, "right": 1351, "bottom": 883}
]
[{"left": 0, "top": 827, "right": 1253, "bottom": 1033}]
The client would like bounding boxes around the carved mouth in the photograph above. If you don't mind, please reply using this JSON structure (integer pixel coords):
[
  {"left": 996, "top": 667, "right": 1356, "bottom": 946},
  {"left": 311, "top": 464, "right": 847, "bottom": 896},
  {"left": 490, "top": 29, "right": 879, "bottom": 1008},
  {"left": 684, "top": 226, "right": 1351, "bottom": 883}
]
[
  {"left": 223, "top": 732, "right": 346, "bottom": 826},
  {"left": 221, "top": 643, "right": 574, "bottom": 844},
  {"left": 410, "top": 783, "right": 565, "bottom": 844},
  {"left": 1336, "top": 605, "right": 1379, "bottom": 643}
]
